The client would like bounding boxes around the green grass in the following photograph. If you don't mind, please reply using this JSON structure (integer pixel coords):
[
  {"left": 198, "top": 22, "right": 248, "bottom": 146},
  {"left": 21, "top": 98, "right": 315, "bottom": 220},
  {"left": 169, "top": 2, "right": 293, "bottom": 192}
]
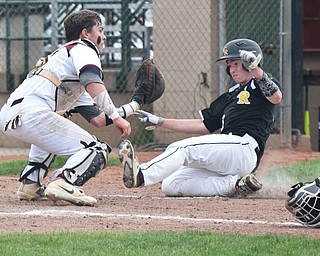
[
  {"left": 0, "top": 155, "right": 121, "bottom": 176},
  {"left": 262, "top": 158, "right": 320, "bottom": 184},
  {"left": 0, "top": 231, "right": 319, "bottom": 256},
  {"left": 1, "top": 155, "right": 320, "bottom": 183}
]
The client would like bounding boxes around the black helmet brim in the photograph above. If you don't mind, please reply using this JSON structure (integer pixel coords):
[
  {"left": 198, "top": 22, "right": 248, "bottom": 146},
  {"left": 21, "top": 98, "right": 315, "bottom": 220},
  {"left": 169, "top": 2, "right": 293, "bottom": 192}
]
[{"left": 216, "top": 54, "right": 241, "bottom": 64}]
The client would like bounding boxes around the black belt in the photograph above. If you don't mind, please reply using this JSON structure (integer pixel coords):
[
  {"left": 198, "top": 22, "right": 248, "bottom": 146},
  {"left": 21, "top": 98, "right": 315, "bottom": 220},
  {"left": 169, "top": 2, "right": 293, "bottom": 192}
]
[
  {"left": 252, "top": 146, "right": 261, "bottom": 174},
  {"left": 10, "top": 98, "right": 24, "bottom": 107},
  {"left": 255, "top": 146, "right": 260, "bottom": 158}
]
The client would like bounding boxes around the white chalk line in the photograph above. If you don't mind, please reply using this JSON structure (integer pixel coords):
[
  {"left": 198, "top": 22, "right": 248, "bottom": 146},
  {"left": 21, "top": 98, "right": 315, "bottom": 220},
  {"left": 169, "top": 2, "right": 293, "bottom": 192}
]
[
  {"left": 0, "top": 209, "right": 301, "bottom": 227},
  {"left": 99, "top": 194, "right": 284, "bottom": 200},
  {"left": 99, "top": 194, "right": 221, "bottom": 199},
  {"left": 0, "top": 194, "right": 300, "bottom": 227}
]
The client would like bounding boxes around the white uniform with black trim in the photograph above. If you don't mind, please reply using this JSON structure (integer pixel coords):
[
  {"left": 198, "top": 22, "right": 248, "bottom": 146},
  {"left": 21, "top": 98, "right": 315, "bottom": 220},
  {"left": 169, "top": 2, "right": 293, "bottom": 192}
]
[{"left": 0, "top": 39, "right": 113, "bottom": 183}]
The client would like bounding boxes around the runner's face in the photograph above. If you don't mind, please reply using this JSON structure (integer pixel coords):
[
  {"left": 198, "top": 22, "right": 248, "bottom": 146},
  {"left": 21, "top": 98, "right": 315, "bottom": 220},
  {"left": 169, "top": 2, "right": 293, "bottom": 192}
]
[
  {"left": 227, "top": 59, "right": 252, "bottom": 85},
  {"left": 85, "top": 22, "right": 106, "bottom": 53}
]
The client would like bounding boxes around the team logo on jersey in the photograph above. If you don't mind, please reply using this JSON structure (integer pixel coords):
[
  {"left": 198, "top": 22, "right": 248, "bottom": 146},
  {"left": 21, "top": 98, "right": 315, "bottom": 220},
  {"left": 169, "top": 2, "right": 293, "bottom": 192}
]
[{"left": 237, "top": 87, "right": 250, "bottom": 104}]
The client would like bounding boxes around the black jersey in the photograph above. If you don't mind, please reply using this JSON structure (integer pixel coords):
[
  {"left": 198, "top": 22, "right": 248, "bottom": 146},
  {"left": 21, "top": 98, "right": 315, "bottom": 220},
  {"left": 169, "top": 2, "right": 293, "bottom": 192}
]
[{"left": 201, "top": 78, "right": 277, "bottom": 156}]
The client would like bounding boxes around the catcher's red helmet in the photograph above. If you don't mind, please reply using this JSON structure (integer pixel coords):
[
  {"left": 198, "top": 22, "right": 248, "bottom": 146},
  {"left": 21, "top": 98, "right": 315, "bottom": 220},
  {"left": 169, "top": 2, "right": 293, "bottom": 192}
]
[
  {"left": 216, "top": 38, "right": 263, "bottom": 66},
  {"left": 285, "top": 178, "right": 320, "bottom": 227}
]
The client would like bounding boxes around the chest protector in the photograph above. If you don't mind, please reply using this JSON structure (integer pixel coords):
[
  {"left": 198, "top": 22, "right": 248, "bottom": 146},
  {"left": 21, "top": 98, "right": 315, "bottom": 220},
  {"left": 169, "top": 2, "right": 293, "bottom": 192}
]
[
  {"left": 28, "top": 40, "right": 89, "bottom": 115},
  {"left": 55, "top": 80, "right": 85, "bottom": 115}
]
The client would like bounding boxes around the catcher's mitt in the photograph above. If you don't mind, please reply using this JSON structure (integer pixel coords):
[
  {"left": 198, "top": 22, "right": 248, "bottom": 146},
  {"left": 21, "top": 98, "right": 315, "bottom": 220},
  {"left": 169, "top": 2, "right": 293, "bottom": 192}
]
[{"left": 132, "top": 59, "right": 165, "bottom": 105}]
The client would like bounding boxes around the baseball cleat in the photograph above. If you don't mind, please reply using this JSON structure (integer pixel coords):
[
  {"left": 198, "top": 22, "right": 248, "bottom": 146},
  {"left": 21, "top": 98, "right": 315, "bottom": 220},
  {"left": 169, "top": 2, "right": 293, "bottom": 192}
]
[
  {"left": 235, "top": 173, "right": 262, "bottom": 195},
  {"left": 119, "top": 139, "right": 144, "bottom": 188},
  {"left": 45, "top": 178, "right": 97, "bottom": 206},
  {"left": 16, "top": 180, "right": 46, "bottom": 201}
]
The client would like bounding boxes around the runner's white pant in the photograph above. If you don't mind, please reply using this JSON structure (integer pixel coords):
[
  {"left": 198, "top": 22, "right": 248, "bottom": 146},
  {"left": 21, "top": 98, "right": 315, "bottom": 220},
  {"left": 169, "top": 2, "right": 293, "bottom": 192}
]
[{"left": 140, "top": 133, "right": 258, "bottom": 197}]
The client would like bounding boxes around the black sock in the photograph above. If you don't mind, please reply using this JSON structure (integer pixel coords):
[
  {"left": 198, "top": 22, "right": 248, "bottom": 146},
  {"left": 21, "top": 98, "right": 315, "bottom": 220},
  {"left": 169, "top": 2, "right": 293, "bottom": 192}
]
[{"left": 137, "top": 170, "right": 144, "bottom": 187}]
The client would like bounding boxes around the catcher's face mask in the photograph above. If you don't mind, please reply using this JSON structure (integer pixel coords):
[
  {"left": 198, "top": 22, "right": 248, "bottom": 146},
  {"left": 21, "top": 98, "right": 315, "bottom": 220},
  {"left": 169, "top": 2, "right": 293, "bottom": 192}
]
[{"left": 285, "top": 178, "right": 320, "bottom": 227}]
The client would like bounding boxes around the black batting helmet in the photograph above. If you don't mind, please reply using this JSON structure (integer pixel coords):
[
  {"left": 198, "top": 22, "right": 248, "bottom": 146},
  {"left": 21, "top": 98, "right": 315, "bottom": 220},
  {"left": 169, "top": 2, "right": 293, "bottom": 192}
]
[
  {"left": 285, "top": 178, "right": 320, "bottom": 228},
  {"left": 216, "top": 38, "right": 263, "bottom": 66}
]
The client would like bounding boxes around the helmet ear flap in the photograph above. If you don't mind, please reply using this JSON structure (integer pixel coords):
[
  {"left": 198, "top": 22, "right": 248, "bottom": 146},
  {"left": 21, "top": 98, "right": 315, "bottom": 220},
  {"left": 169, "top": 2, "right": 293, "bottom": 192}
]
[{"left": 226, "top": 66, "right": 231, "bottom": 76}]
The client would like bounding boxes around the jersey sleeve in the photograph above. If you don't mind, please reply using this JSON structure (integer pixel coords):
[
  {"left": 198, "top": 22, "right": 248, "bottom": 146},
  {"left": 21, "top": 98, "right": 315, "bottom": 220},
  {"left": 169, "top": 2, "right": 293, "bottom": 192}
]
[
  {"left": 69, "top": 44, "right": 102, "bottom": 76},
  {"left": 74, "top": 105, "right": 102, "bottom": 122},
  {"left": 69, "top": 92, "right": 102, "bottom": 122},
  {"left": 200, "top": 93, "right": 227, "bottom": 133}
]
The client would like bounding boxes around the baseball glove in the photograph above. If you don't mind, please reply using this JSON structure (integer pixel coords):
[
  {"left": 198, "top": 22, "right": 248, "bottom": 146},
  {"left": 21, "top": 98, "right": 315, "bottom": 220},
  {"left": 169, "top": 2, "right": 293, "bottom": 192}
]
[{"left": 132, "top": 59, "right": 165, "bottom": 105}]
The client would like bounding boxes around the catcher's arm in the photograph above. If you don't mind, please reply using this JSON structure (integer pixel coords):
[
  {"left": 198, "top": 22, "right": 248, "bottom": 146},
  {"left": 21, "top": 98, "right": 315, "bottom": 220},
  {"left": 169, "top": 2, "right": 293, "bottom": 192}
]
[
  {"left": 71, "top": 104, "right": 137, "bottom": 127},
  {"left": 74, "top": 59, "right": 165, "bottom": 126},
  {"left": 65, "top": 105, "right": 113, "bottom": 127}
]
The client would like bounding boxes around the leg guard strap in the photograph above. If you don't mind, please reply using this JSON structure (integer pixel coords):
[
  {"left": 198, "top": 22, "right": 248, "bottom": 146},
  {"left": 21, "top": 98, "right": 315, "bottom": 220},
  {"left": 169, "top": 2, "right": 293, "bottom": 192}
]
[
  {"left": 19, "top": 162, "right": 49, "bottom": 185},
  {"left": 62, "top": 141, "right": 110, "bottom": 186}
]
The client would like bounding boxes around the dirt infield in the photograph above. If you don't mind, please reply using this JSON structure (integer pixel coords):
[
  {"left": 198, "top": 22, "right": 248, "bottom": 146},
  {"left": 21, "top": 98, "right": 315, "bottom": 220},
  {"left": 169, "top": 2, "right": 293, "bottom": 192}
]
[{"left": 1, "top": 148, "right": 320, "bottom": 237}]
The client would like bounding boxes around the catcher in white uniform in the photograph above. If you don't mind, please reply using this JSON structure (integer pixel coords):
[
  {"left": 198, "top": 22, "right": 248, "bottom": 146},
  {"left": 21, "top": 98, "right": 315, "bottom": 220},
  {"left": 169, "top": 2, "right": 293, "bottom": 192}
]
[
  {"left": 0, "top": 10, "right": 145, "bottom": 206},
  {"left": 119, "top": 38, "right": 283, "bottom": 197}
]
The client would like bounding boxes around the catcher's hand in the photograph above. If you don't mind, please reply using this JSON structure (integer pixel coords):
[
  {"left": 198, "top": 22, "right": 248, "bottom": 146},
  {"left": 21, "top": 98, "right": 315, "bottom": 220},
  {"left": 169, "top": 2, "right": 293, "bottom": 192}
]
[
  {"left": 132, "top": 59, "right": 165, "bottom": 105},
  {"left": 135, "top": 110, "right": 164, "bottom": 126},
  {"left": 239, "top": 50, "right": 262, "bottom": 72}
]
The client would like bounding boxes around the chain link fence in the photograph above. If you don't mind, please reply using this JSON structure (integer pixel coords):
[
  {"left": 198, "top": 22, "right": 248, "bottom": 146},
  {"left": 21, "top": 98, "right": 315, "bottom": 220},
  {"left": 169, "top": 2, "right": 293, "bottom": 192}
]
[{"left": 0, "top": 0, "right": 287, "bottom": 155}]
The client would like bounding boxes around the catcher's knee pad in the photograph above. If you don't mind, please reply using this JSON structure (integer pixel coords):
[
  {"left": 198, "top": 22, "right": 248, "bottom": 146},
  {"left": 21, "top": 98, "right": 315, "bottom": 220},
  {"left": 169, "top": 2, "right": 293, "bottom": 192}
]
[
  {"left": 62, "top": 140, "right": 111, "bottom": 186},
  {"left": 19, "top": 154, "right": 55, "bottom": 185}
]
